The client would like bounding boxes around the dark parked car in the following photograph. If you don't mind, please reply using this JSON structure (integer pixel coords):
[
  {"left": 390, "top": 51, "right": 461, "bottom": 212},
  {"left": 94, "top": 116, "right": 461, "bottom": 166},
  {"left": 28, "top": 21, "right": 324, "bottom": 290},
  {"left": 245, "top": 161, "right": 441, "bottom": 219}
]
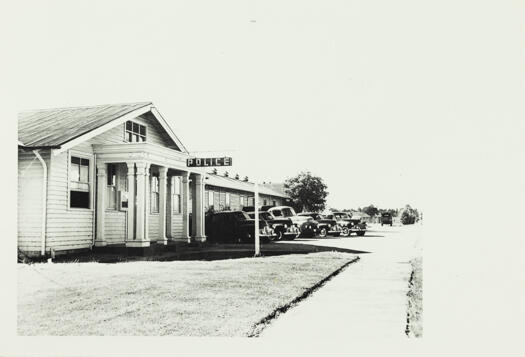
[
  {"left": 324, "top": 212, "right": 352, "bottom": 236},
  {"left": 297, "top": 212, "right": 342, "bottom": 237},
  {"left": 205, "top": 211, "right": 275, "bottom": 243},
  {"left": 348, "top": 217, "right": 367, "bottom": 236},
  {"left": 324, "top": 212, "right": 366, "bottom": 237},
  {"left": 247, "top": 211, "right": 300, "bottom": 240},
  {"left": 381, "top": 212, "right": 393, "bottom": 226},
  {"left": 267, "top": 206, "right": 318, "bottom": 238}
]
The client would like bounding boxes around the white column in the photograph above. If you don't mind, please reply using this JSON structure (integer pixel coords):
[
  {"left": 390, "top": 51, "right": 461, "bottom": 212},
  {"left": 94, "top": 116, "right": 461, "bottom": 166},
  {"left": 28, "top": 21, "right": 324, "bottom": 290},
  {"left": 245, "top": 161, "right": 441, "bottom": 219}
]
[
  {"left": 157, "top": 166, "right": 168, "bottom": 245},
  {"left": 95, "top": 163, "right": 107, "bottom": 247},
  {"left": 132, "top": 161, "right": 149, "bottom": 246},
  {"left": 126, "top": 162, "right": 135, "bottom": 243},
  {"left": 144, "top": 163, "right": 151, "bottom": 243},
  {"left": 182, "top": 172, "right": 190, "bottom": 242},
  {"left": 166, "top": 175, "right": 173, "bottom": 239},
  {"left": 193, "top": 173, "right": 206, "bottom": 242}
]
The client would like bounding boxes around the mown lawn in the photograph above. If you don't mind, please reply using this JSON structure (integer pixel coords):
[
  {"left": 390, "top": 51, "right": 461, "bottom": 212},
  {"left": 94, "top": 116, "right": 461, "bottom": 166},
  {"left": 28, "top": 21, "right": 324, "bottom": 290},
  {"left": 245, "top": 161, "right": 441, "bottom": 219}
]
[{"left": 18, "top": 252, "right": 356, "bottom": 336}]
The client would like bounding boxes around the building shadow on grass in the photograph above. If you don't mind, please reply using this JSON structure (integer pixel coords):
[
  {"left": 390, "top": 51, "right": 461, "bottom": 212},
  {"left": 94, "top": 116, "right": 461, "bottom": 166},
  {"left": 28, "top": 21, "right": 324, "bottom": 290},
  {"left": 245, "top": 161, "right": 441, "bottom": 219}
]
[{"left": 37, "top": 241, "right": 370, "bottom": 264}]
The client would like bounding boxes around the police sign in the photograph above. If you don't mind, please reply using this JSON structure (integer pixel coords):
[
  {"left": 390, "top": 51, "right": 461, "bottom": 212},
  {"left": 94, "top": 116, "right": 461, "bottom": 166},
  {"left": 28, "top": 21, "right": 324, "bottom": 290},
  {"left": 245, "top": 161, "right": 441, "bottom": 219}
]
[{"left": 186, "top": 157, "right": 232, "bottom": 167}]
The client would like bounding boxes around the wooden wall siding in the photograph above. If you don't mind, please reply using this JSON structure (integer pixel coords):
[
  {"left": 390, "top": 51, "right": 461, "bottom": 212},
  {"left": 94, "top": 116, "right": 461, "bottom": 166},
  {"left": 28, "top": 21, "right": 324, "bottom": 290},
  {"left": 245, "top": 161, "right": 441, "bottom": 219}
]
[
  {"left": 149, "top": 213, "right": 159, "bottom": 239},
  {"left": 171, "top": 214, "right": 183, "bottom": 240},
  {"left": 139, "top": 113, "right": 180, "bottom": 150},
  {"left": 45, "top": 150, "right": 94, "bottom": 252},
  {"left": 104, "top": 211, "right": 127, "bottom": 244},
  {"left": 18, "top": 150, "right": 46, "bottom": 252},
  {"left": 70, "top": 114, "right": 178, "bottom": 153}
]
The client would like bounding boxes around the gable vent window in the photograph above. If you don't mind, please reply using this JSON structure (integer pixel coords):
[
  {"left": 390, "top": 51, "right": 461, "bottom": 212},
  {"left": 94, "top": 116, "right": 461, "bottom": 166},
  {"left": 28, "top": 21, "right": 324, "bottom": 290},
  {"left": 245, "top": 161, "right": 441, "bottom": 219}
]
[
  {"left": 125, "top": 121, "right": 146, "bottom": 142},
  {"left": 70, "top": 156, "right": 90, "bottom": 209}
]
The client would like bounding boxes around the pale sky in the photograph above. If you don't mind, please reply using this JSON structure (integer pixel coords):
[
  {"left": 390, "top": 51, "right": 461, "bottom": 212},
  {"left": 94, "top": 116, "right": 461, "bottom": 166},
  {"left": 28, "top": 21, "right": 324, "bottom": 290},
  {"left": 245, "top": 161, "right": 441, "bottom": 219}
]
[{"left": 10, "top": 0, "right": 525, "bottom": 211}]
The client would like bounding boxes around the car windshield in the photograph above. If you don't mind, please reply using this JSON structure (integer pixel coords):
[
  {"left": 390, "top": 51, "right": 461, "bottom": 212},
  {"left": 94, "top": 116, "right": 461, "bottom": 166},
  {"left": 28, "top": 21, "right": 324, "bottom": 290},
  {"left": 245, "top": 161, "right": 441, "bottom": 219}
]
[
  {"left": 259, "top": 212, "right": 272, "bottom": 220},
  {"left": 334, "top": 213, "right": 350, "bottom": 219},
  {"left": 271, "top": 209, "right": 282, "bottom": 217},
  {"left": 281, "top": 208, "right": 295, "bottom": 217}
]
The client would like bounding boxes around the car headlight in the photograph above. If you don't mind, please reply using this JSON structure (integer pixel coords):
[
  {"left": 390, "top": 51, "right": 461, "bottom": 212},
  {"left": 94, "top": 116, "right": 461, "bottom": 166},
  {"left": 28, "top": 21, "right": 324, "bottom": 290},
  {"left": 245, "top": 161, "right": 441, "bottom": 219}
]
[
  {"left": 284, "top": 224, "right": 288, "bottom": 228},
  {"left": 328, "top": 224, "right": 332, "bottom": 228}
]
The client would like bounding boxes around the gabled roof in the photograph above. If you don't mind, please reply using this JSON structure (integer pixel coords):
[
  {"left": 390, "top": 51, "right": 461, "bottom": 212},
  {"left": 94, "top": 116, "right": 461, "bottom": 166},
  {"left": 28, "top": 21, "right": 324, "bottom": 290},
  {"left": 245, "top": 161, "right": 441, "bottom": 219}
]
[
  {"left": 18, "top": 102, "right": 188, "bottom": 153},
  {"left": 205, "top": 174, "right": 289, "bottom": 198},
  {"left": 18, "top": 102, "right": 151, "bottom": 148}
]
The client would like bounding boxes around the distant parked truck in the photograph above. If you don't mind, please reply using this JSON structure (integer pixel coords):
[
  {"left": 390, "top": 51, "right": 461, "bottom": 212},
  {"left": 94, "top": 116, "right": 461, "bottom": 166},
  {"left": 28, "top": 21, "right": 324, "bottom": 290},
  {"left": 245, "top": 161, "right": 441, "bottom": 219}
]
[{"left": 380, "top": 212, "right": 393, "bottom": 226}]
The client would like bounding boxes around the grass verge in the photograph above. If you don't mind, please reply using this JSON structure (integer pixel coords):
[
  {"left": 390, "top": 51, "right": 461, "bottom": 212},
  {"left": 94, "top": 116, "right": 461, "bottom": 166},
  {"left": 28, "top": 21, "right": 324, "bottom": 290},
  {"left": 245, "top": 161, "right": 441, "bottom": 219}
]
[
  {"left": 405, "top": 257, "right": 423, "bottom": 337},
  {"left": 18, "top": 252, "right": 356, "bottom": 336}
]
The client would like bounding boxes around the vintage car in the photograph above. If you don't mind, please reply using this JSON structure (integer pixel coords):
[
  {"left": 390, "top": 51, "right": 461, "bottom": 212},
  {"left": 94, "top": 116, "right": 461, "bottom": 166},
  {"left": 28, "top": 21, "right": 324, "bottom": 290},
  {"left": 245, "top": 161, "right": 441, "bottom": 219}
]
[
  {"left": 247, "top": 211, "right": 300, "bottom": 240},
  {"left": 205, "top": 211, "right": 275, "bottom": 243},
  {"left": 297, "top": 212, "right": 342, "bottom": 237},
  {"left": 266, "top": 206, "right": 318, "bottom": 238},
  {"left": 324, "top": 212, "right": 366, "bottom": 237},
  {"left": 380, "top": 212, "right": 393, "bottom": 226},
  {"left": 348, "top": 217, "right": 367, "bottom": 236}
]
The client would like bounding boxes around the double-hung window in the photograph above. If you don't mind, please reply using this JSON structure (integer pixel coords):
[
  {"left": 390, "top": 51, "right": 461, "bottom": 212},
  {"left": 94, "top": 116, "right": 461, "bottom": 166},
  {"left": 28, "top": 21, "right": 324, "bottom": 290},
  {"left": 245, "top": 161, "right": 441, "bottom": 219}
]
[
  {"left": 151, "top": 175, "right": 159, "bottom": 213},
  {"left": 106, "top": 164, "right": 117, "bottom": 209},
  {"left": 70, "top": 156, "right": 90, "bottom": 209},
  {"left": 207, "top": 190, "right": 214, "bottom": 209},
  {"left": 172, "top": 176, "right": 181, "bottom": 213},
  {"left": 125, "top": 121, "right": 146, "bottom": 142}
]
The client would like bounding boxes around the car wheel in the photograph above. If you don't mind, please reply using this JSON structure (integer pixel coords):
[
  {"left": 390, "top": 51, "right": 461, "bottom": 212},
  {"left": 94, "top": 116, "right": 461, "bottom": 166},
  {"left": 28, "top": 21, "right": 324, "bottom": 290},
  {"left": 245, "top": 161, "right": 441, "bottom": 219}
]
[
  {"left": 276, "top": 230, "right": 283, "bottom": 240},
  {"left": 318, "top": 228, "right": 327, "bottom": 238},
  {"left": 341, "top": 227, "right": 350, "bottom": 237}
]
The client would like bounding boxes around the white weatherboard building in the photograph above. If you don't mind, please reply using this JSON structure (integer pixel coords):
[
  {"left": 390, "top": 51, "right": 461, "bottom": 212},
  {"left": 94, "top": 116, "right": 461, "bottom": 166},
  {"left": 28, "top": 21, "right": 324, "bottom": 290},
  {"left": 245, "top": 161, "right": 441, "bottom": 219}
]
[{"left": 18, "top": 102, "right": 288, "bottom": 257}]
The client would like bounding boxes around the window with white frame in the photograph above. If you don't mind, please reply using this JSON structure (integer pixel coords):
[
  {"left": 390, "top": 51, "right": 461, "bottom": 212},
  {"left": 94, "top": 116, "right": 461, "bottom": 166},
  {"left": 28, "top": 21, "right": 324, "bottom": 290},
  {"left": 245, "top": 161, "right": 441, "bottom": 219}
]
[
  {"left": 247, "top": 196, "right": 254, "bottom": 206},
  {"left": 125, "top": 121, "right": 146, "bottom": 142},
  {"left": 214, "top": 192, "right": 220, "bottom": 210},
  {"left": 106, "top": 164, "right": 117, "bottom": 209},
  {"left": 172, "top": 176, "right": 181, "bottom": 213},
  {"left": 225, "top": 193, "right": 230, "bottom": 207},
  {"left": 151, "top": 174, "right": 159, "bottom": 213},
  {"left": 70, "top": 156, "right": 90, "bottom": 209},
  {"left": 208, "top": 190, "right": 214, "bottom": 208}
]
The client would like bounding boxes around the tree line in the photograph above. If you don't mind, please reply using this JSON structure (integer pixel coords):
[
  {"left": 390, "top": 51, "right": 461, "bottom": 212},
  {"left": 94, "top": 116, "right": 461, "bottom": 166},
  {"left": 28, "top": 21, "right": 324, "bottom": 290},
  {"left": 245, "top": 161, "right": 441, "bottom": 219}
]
[{"left": 284, "top": 171, "right": 421, "bottom": 224}]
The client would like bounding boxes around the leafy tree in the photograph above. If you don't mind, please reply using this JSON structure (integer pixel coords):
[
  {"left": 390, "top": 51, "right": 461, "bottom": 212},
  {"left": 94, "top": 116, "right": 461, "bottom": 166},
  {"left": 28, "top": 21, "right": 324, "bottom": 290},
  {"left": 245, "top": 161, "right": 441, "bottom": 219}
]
[
  {"left": 362, "top": 204, "right": 379, "bottom": 217},
  {"left": 284, "top": 171, "right": 328, "bottom": 212},
  {"left": 400, "top": 204, "right": 419, "bottom": 224}
]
